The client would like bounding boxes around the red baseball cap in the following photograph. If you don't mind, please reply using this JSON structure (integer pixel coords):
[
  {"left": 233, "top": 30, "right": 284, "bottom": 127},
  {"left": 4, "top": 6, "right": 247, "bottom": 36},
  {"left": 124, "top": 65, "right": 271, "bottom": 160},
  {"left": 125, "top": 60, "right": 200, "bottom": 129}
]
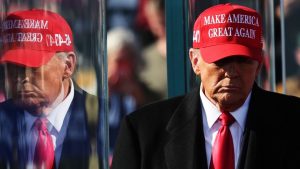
[
  {"left": 192, "top": 3, "right": 263, "bottom": 63},
  {"left": 0, "top": 9, "right": 74, "bottom": 67}
]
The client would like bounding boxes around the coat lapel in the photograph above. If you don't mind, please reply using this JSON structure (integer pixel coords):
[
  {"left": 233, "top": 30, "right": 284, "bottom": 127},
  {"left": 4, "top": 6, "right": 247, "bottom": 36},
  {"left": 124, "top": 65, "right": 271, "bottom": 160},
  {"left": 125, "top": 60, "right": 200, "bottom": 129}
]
[
  {"left": 164, "top": 88, "right": 208, "bottom": 169},
  {"left": 237, "top": 84, "right": 261, "bottom": 169},
  {"left": 237, "top": 84, "right": 283, "bottom": 169},
  {"left": 58, "top": 90, "right": 91, "bottom": 169}
]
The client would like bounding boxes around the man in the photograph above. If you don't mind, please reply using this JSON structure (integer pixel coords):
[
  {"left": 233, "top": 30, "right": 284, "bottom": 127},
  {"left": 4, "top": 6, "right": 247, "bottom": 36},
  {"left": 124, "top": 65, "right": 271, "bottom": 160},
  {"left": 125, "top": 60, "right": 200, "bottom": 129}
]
[
  {"left": 0, "top": 9, "right": 100, "bottom": 169},
  {"left": 111, "top": 3, "right": 300, "bottom": 169}
]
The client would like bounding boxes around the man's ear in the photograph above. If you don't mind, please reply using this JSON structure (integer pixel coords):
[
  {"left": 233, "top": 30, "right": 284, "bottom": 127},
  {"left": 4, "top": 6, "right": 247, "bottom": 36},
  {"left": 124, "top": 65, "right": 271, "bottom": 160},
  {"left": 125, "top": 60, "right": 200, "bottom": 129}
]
[
  {"left": 63, "top": 52, "right": 76, "bottom": 79},
  {"left": 189, "top": 48, "right": 201, "bottom": 75}
]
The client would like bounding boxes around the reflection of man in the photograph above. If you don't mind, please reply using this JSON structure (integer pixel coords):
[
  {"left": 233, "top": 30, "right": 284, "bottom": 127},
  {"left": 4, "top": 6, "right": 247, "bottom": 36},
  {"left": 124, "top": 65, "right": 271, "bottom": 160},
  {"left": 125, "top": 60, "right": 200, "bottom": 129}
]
[
  {"left": 112, "top": 3, "right": 300, "bottom": 169},
  {"left": 0, "top": 9, "right": 99, "bottom": 169}
]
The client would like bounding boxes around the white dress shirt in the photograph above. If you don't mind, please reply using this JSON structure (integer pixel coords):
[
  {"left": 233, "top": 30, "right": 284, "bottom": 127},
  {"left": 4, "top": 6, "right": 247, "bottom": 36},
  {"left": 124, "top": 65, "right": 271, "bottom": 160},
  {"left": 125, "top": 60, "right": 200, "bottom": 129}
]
[
  {"left": 25, "top": 80, "right": 74, "bottom": 168},
  {"left": 200, "top": 84, "right": 251, "bottom": 168}
]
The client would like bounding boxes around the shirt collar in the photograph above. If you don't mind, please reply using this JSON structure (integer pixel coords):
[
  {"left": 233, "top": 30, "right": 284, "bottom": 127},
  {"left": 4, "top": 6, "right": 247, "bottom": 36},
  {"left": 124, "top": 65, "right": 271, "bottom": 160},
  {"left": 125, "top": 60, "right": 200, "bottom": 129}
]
[
  {"left": 200, "top": 84, "right": 251, "bottom": 131},
  {"left": 48, "top": 80, "right": 74, "bottom": 132},
  {"left": 25, "top": 80, "right": 75, "bottom": 132}
]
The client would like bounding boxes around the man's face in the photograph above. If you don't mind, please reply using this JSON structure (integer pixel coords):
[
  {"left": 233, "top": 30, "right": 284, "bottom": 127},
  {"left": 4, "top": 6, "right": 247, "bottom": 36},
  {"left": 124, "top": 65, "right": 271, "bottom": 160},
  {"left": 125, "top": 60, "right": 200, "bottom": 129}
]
[
  {"left": 6, "top": 54, "right": 66, "bottom": 115},
  {"left": 190, "top": 49, "right": 261, "bottom": 111}
]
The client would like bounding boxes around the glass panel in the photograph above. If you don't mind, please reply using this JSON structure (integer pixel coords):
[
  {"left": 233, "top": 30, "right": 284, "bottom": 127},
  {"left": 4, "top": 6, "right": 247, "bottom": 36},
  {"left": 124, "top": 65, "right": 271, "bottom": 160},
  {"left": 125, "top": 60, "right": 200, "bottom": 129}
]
[{"left": 0, "top": 1, "right": 108, "bottom": 169}]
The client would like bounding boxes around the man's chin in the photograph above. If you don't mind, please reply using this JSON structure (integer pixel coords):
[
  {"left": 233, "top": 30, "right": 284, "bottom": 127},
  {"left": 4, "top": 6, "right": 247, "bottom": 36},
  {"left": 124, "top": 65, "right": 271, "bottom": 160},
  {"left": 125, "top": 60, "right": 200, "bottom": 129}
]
[
  {"left": 218, "top": 94, "right": 245, "bottom": 109},
  {"left": 14, "top": 99, "right": 45, "bottom": 115}
]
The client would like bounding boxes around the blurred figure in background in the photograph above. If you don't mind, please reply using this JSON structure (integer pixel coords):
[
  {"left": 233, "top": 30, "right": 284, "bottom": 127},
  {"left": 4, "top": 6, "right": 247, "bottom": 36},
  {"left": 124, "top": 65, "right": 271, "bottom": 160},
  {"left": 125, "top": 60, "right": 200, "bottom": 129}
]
[
  {"left": 274, "top": 0, "right": 300, "bottom": 96},
  {"left": 134, "top": 0, "right": 156, "bottom": 48},
  {"left": 277, "top": 33, "right": 300, "bottom": 97},
  {"left": 107, "top": 0, "right": 138, "bottom": 30},
  {"left": 275, "top": 0, "right": 300, "bottom": 81},
  {"left": 107, "top": 27, "right": 160, "bottom": 163},
  {"left": 138, "top": 0, "right": 167, "bottom": 99}
]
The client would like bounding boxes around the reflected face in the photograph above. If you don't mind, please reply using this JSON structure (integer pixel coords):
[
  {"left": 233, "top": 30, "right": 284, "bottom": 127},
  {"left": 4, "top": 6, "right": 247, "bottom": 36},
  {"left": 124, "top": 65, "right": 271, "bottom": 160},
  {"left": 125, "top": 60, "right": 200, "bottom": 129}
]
[
  {"left": 6, "top": 55, "right": 65, "bottom": 115},
  {"left": 190, "top": 49, "right": 261, "bottom": 111}
]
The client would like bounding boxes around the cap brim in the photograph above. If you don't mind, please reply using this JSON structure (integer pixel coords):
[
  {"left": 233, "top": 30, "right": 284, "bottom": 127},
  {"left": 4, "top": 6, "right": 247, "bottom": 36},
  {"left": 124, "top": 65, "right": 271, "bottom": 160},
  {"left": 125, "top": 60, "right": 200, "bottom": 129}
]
[
  {"left": 0, "top": 49, "right": 55, "bottom": 67},
  {"left": 200, "top": 44, "right": 262, "bottom": 63}
]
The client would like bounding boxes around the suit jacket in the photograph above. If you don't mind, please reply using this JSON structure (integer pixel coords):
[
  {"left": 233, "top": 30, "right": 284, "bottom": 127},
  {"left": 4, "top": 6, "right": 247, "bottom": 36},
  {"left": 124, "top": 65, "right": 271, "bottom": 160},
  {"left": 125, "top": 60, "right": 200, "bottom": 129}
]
[
  {"left": 0, "top": 88, "right": 101, "bottom": 169},
  {"left": 111, "top": 84, "right": 300, "bottom": 169}
]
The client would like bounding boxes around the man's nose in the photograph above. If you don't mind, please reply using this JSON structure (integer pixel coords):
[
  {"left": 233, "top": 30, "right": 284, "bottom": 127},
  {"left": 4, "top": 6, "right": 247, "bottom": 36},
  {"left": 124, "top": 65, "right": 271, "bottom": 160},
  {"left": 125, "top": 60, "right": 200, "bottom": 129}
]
[
  {"left": 224, "top": 62, "right": 239, "bottom": 77},
  {"left": 16, "top": 68, "right": 32, "bottom": 83}
]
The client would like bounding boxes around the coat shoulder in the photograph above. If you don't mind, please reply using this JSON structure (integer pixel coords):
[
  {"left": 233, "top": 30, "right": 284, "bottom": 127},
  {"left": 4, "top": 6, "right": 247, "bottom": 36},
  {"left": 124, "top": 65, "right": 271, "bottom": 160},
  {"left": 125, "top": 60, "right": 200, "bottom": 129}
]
[
  {"left": 127, "top": 95, "right": 186, "bottom": 125},
  {"left": 255, "top": 87, "right": 300, "bottom": 106}
]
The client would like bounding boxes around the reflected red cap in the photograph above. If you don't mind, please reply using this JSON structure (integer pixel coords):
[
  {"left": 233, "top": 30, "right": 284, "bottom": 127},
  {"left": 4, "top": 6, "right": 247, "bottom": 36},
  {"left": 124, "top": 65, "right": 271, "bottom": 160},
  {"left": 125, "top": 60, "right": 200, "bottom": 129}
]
[
  {"left": 192, "top": 3, "right": 263, "bottom": 63},
  {"left": 0, "top": 9, "right": 74, "bottom": 67}
]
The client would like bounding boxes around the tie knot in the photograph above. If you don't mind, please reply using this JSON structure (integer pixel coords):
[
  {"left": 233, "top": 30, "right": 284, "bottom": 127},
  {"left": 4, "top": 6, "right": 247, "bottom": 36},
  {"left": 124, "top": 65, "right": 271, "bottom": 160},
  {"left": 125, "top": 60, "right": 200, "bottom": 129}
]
[
  {"left": 34, "top": 118, "right": 48, "bottom": 131},
  {"left": 219, "top": 112, "right": 235, "bottom": 126}
]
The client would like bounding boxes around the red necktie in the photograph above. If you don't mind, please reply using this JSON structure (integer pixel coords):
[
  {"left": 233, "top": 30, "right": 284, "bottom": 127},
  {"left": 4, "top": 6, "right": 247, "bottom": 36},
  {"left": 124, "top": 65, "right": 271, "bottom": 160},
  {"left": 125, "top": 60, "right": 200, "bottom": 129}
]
[
  {"left": 33, "top": 118, "right": 55, "bottom": 169},
  {"left": 210, "top": 112, "right": 235, "bottom": 169}
]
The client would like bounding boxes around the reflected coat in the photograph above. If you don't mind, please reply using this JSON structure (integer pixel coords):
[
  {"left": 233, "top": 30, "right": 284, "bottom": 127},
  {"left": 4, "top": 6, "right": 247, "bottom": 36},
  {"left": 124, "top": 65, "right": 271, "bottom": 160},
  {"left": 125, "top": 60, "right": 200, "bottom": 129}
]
[{"left": 0, "top": 88, "right": 100, "bottom": 169}]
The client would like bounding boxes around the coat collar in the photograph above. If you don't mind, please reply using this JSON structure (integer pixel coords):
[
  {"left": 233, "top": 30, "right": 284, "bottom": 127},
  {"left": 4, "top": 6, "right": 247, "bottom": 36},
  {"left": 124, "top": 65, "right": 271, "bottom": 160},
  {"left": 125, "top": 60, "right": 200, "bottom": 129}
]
[
  {"left": 166, "top": 88, "right": 201, "bottom": 134},
  {"left": 164, "top": 87, "right": 208, "bottom": 169},
  {"left": 237, "top": 83, "right": 262, "bottom": 169}
]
